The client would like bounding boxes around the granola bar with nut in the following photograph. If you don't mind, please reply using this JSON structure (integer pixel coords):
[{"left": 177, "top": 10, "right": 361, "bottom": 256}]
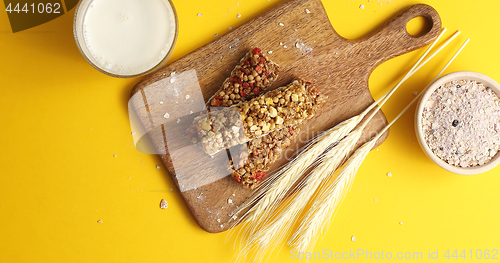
[
  {"left": 229, "top": 125, "right": 300, "bottom": 189},
  {"left": 187, "top": 47, "right": 279, "bottom": 144},
  {"left": 209, "top": 47, "right": 280, "bottom": 107},
  {"left": 195, "top": 79, "right": 324, "bottom": 155},
  {"left": 193, "top": 107, "right": 248, "bottom": 155}
]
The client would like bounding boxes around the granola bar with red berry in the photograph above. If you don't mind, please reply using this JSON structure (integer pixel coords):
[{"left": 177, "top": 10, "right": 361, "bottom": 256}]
[
  {"left": 229, "top": 125, "right": 301, "bottom": 189},
  {"left": 193, "top": 79, "right": 324, "bottom": 156},
  {"left": 208, "top": 47, "right": 280, "bottom": 108}
]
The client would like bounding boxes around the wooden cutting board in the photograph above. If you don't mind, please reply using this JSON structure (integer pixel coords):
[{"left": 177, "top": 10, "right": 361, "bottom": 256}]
[{"left": 130, "top": 0, "right": 441, "bottom": 233}]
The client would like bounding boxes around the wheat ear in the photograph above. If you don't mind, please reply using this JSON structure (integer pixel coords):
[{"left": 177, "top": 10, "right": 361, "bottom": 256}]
[
  {"left": 289, "top": 38, "right": 470, "bottom": 252},
  {"left": 231, "top": 29, "right": 455, "bottom": 259},
  {"left": 270, "top": 29, "right": 458, "bottom": 247},
  {"left": 231, "top": 27, "right": 452, "bottom": 227}
]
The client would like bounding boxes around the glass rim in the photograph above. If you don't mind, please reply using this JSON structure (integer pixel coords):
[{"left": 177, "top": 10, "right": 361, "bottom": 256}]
[{"left": 73, "top": 0, "right": 179, "bottom": 79}]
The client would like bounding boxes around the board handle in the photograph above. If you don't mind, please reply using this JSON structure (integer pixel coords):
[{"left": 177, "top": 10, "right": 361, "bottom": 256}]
[{"left": 356, "top": 4, "right": 441, "bottom": 69}]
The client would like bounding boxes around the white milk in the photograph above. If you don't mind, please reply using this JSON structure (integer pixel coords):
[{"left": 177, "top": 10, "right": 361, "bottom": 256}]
[{"left": 82, "top": 0, "right": 176, "bottom": 76}]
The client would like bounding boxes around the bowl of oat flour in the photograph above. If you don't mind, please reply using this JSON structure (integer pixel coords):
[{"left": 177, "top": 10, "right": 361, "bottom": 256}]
[{"left": 416, "top": 71, "right": 500, "bottom": 175}]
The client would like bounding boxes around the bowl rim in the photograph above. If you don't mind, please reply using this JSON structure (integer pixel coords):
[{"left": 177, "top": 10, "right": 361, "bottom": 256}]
[{"left": 415, "top": 71, "right": 500, "bottom": 175}]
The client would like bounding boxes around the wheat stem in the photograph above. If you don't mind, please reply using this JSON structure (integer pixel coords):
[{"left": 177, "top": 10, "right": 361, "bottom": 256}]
[
  {"left": 289, "top": 38, "right": 469, "bottom": 252},
  {"left": 232, "top": 29, "right": 451, "bottom": 226},
  {"left": 377, "top": 38, "right": 470, "bottom": 138},
  {"left": 357, "top": 29, "right": 459, "bottom": 133},
  {"left": 290, "top": 139, "right": 377, "bottom": 252},
  {"left": 248, "top": 130, "right": 364, "bottom": 258},
  {"left": 232, "top": 29, "right": 463, "bottom": 261},
  {"left": 232, "top": 116, "right": 360, "bottom": 233}
]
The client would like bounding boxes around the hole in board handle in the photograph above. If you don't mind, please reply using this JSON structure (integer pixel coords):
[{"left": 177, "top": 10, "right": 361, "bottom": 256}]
[{"left": 406, "top": 16, "right": 433, "bottom": 37}]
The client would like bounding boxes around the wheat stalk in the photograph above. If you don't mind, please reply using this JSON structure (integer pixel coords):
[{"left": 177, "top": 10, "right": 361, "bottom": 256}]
[
  {"left": 232, "top": 29, "right": 462, "bottom": 261},
  {"left": 242, "top": 129, "right": 364, "bottom": 260},
  {"left": 289, "top": 38, "right": 470, "bottom": 252},
  {"left": 231, "top": 116, "right": 360, "bottom": 225},
  {"left": 290, "top": 138, "right": 377, "bottom": 252},
  {"left": 232, "top": 27, "right": 451, "bottom": 226},
  {"left": 234, "top": 26, "right": 449, "bottom": 242},
  {"left": 231, "top": 116, "right": 361, "bottom": 261}
]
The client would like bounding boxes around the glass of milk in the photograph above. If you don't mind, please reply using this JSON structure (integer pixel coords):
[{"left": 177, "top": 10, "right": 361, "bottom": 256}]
[{"left": 73, "top": 0, "right": 178, "bottom": 78}]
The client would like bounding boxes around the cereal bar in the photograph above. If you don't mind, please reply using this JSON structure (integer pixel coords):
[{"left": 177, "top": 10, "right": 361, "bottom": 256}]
[
  {"left": 229, "top": 125, "right": 300, "bottom": 189},
  {"left": 192, "top": 107, "right": 248, "bottom": 155},
  {"left": 195, "top": 79, "right": 324, "bottom": 155},
  {"left": 209, "top": 47, "right": 280, "bottom": 107}
]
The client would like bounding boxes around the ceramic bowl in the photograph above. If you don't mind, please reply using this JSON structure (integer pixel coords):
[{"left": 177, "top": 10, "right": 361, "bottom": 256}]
[{"left": 415, "top": 71, "right": 500, "bottom": 175}]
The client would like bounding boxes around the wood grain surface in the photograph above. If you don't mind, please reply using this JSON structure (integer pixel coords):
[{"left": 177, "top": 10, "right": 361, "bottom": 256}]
[{"left": 130, "top": 0, "right": 441, "bottom": 233}]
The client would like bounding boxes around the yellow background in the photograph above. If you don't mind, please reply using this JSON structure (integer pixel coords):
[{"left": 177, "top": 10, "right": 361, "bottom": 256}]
[{"left": 1, "top": 0, "right": 499, "bottom": 262}]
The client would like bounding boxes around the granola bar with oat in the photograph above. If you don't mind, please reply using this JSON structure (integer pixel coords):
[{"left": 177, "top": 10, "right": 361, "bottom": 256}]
[
  {"left": 208, "top": 47, "right": 280, "bottom": 107},
  {"left": 229, "top": 125, "right": 301, "bottom": 189},
  {"left": 194, "top": 79, "right": 324, "bottom": 156}
]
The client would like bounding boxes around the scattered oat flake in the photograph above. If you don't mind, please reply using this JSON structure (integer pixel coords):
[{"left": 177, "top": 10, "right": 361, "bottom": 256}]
[
  {"left": 170, "top": 71, "right": 176, "bottom": 76},
  {"left": 278, "top": 22, "right": 284, "bottom": 26},
  {"left": 220, "top": 224, "right": 224, "bottom": 228},
  {"left": 185, "top": 95, "right": 190, "bottom": 100},
  {"left": 360, "top": 4, "right": 365, "bottom": 9},
  {"left": 170, "top": 78, "right": 175, "bottom": 83},
  {"left": 228, "top": 27, "right": 233, "bottom": 30},
  {"left": 279, "top": 42, "right": 283, "bottom": 45},
  {"left": 113, "top": 154, "right": 117, "bottom": 157},
  {"left": 305, "top": 8, "right": 310, "bottom": 13},
  {"left": 214, "top": 33, "right": 218, "bottom": 37},
  {"left": 197, "top": 13, "right": 202, "bottom": 17},
  {"left": 189, "top": 111, "right": 193, "bottom": 114},
  {"left": 227, "top": 199, "right": 233, "bottom": 204},
  {"left": 387, "top": 172, "right": 392, "bottom": 177},
  {"left": 374, "top": 198, "right": 378, "bottom": 202},
  {"left": 160, "top": 101, "right": 164, "bottom": 105},
  {"left": 413, "top": 92, "right": 418, "bottom": 96},
  {"left": 160, "top": 199, "right": 168, "bottom": 209},
  {"left": 97, "top": 219, "right": 102, "bottom": 224},
  {"left": 232, "top": 215, "right": 238, "bottom": 220},
  {"left": 156, "top": 165, "right": 160, "bottom": 169},
  {"left": 131, "top": 132, "right": 136, "bottom": 135},
  {"left": 217, "top": 219, "right": 221, "bottom": 223},
  {"left": 232, "top": 193, "right": 235, "bottom": 196},
  {"left": 236, "top": 14, "right": 241, "bottom": 18},
  {"left": 164, "top": 113, "right": 170, "bottom": 119},
  {"left": 351, "top": 236, "right": 356, "bottom": 242},
  {"left": 400, "top": 222, "right": 403, "bottom": 225},
  {"left": 176, "top": 118, "right": 181, "bottom": 124},
  {"left": 283, "top": 45, "right": 287, "bottom": 48}
]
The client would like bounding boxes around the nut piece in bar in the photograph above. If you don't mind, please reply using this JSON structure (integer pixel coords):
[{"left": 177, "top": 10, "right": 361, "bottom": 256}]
[
  {"left": 209, "top": 47, "right": 280, "bottom": 107},
  {"left": 194, "top": 79, "right": 324, "bottom": 155}
]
